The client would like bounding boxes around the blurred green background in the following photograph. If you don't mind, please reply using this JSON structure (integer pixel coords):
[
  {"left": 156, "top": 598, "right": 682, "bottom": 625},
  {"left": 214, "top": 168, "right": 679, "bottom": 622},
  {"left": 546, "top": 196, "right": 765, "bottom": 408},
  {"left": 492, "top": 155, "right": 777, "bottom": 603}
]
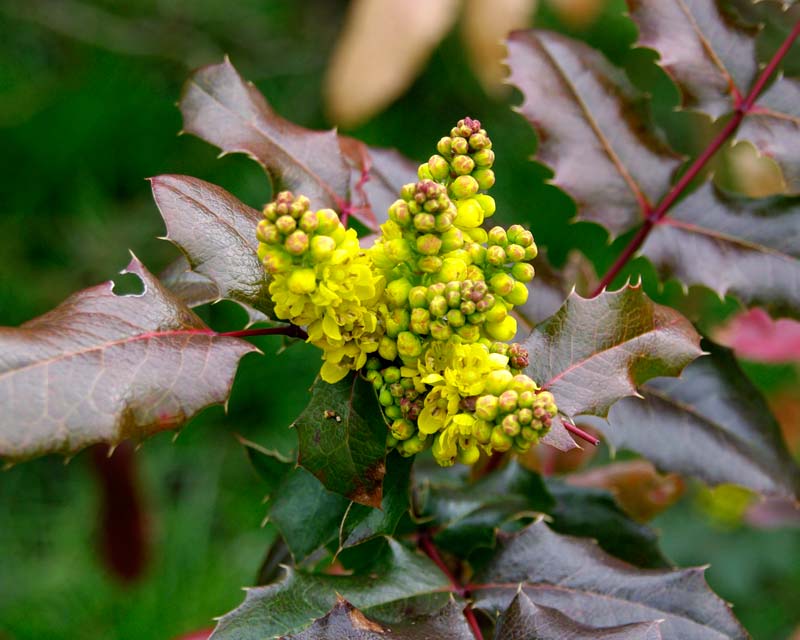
[{"left": 0, "top": 1, "right": 798, "bottom": 638}]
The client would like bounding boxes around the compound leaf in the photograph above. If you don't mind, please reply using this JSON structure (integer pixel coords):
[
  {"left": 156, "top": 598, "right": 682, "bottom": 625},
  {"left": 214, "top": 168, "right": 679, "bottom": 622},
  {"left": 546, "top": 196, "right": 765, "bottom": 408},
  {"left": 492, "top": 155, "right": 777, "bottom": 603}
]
[{"left": 0, "top": 257, "right": 256, "bottom": 462}]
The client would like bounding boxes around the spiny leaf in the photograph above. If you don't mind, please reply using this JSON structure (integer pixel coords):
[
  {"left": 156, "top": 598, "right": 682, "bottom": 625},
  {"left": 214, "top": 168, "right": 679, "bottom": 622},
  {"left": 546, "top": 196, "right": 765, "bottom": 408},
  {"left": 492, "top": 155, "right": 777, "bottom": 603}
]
[
  {"left": 626, "top": 0, "right": 758, "bottom": 119},
  {"left": 522, "top": 285, "right": 703, "bottom": 418},
  {"left": 584, "top": 342, "right": 800, "bottom": 499},
  {"left": 471, "top": 520, "right": 748, "bottom": 640},
  {"left": 151, "top": 174, "right": 275, "bottom": 319},
  {"left": 211, "top": 539, "right": 452, "bottom": 639},
  {"left": 737, "top": 74, "right": 800, "bottom": 193},
  {"left": 287, "top": 596, "right": 473, "bottom": 639},
  {"left": 180, "top": 58, "right": 349, "bottom": 211},
  {"left": 0, "top": 257, "right": 256, "bottom": 463},
  {"left": 642, "top": 181, "right": 800, "bottom": 318},
  {"left": 506, "top": 30, "right": 680, "bottom": 236},
  {"left": 294, "top": 373, "right": 388, "bottom": 508},
  {"left": 495, "top": 591, "right": 663, "bottom": 640}
]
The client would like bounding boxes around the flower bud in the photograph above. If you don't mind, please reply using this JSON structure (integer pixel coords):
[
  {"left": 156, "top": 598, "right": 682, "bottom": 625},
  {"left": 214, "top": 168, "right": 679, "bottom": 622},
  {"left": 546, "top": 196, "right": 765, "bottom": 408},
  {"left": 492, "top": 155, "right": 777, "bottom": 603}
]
[
  {"left": 440, "top": 227, "right": 464, "bottom": 252},
  {"left": 521, "top": 426, "right": 540, "bottom": 443},
  {"left": 466, "top": 242, "right": 487, "bottom": 265},
  {"left": 379, "top": 386, "right": 394, "bottom": 407},
  {"left": 513, "top": 437, "right": 532, "bottom": 454},
  {"left": 418, "top": 256, "right": 443, "bottom": 273},
  {"left": 256, "top": 220, "right": 279, "bottom": 244},
  {"left": 485, "top": 300, "right": 508, "bottom": 323},
  {"left": 316, "top": 209, "right": 340, "bottom": 234},
  {"left": 506, "top": 244, "right": 526, "bottom": 263},
  {"left": 389, "top": 200, "right": 411, "bottom": 226},
  {"left": 438, "top": 257, "right": 468, "bottom": 283},
  {"left": 490, "top": 428, "right": 513, "bottom": 452},
  {"left": 429, "top": 295, "right": 448, "bottom": 317},
  {"left": 457, "top": 324, "right": 481, "bottom": 342},
  {"left": 502, "top": 413, "right": 521, "bottom": 436},
  {"left": 446, "top": 308, "right": 465, "bottom": 328},
  {"left": 260, "top": 247, "right": 293, "bottom": 273},
  {"left": 498, "top": 389, "right": 519, "bottom": 413},
  {"left": 472, "top": 148, "right": 495, "bottom": 167},
  {"left": 391, "top": 419, "right": 415, "bottom": 440},
  {"left": 428, "top": 154, "right": 450, "bottom": 181},
  {"left": 400, "top": 434, "right": 428, "bottom": 456},
  {"left": 385, "top": 308, "right": 410, "bottom": 337},
  {"left": 416, "top": 234, "right": 443, "bottom": 256},
  {"left": 518, "top": 407, "right": 533, "bottom": 425},
  {"left": 475, "top": 194, "right": 496, "bottom": 217},
  {"left": 429, "top": 320, "right": 452, "bottom": 341},
  {"left": 451, "top": 136, "right": 469, "bottom": 155},
  {"left": 451, "top": 154, "right": 476, "bottom": 176},
  {"left": 410, "top": 308, "right": 431, "bottom": 335},
  {"left": 457, "top": 445, "right": 480, "bottom": 465},
  {"left": 512, "top": 262, "right": 535, "bottom": 282},
  {"left": 486, "top": 315, "right": 517, "bottom": 341},
  {"left": 473, "top": 168, "right": 495, "bottom": 190},
  {"left": 490, "top": 273, "right": 515, "bottom": 296},
  {"left": 435, "top": 212, "right": 455, "bottom": 232},
  {"left": 413, "top": 213, "right": 436, "bottom": 233},
  {"left": 262, "top": 202, "right": 278, "bottom": 221},
  {"left": 385, "top": 405, "right": 402, "bottom": 420},
  {"left": 437, "top": 137, "right": 453, "bottom": 157},
  {"left": 474, "top": 419, "right": 493, "bottom": 444},
  {"left": 397, "top": 331, "right": 423, "bottom": 358},
  {"left": 450, "top": 175, "right": 479, "bottom": 199},
  {"left": 408, "top": 286, "right": 428, "bottom": 309},
  {"left": 486, "top": 245, "right": 507, "bottom": 266},
  {"left": 518, "top": 390, "right": 536, "bottom": 409},
  {"left": 275, "top": 215, "right": 296, "bottom": 234},
  {"left": 525, "top": 243, "right": 539, "bottom": 260},
  {"left": 467, "top": 228, "right": 489, "bottom": 244},
  {"left": 488, "top": 226, "right": 508, "bottom": 246},
  {"left": 287, "top": 268, "right": 316, "bottom": 294},
  {"left": 417, "top": 163, "right": 433, "bottom": 181},
  {"left": 285, "top": 230, "right": 309, "bottom": 255},
  {"left": 475, "top": 395, "right": 499, "bottom": 421},
  {"left": 505, "top": 281, "right": 529, "bottom": 306},
  {"left": 485, "top": 369, "right": 513, "bottom": 395},
  {"left": 386, "top": 278, "right": 413, "bottom": 307}
]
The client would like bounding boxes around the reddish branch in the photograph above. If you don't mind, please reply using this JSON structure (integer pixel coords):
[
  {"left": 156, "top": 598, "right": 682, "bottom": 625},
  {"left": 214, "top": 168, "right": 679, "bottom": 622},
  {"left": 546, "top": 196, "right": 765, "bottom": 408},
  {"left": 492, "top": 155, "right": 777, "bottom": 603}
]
[
  {"left": 418, "top": 530, "right": 484, "bottom": 640},
  {"left": 563, "top": 420, "right": 600, "bottom": 447},
  {"left": 592, "top": 19, "right": 800, "bottom": 296}
]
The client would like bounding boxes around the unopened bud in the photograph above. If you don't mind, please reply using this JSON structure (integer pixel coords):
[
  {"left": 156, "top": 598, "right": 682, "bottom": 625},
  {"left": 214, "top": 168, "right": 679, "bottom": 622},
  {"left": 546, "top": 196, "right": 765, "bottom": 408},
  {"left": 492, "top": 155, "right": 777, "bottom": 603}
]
[
  {"left": 316, "top": 209, "right": 340, "bottom": 234},
  {"left": 397, "top": 331, "right": 423, "bottom": 358},
  {"left": 451, "top": 154, "right": 475, "bottom": 176},
  {"left": 486, "top": 315, "right": 517, "bottom": 341},
  {"left": 386, "top": 278, "right": 413, "bottom": 307},
  {"left": 490, "top": 428, "right": 513, "bottom": 452},
  {"left": 310, "top": 235, "right": 336, "bottom": 261},
  {"left": 256, "top": 220, "right": 280, "bottom": 244},
  {"left": 428, "top": 155, "right": 450, "bottom": 181},
  {"left": 437, "top": 137, "right": 453, "bottom": 157},
  {"left": 474, "top": 168, "right": 495, "bottom": 190},
  {"left": 418, "top": 256, "right": 443, "bottom": 273},
  {"left": 502, "top": 414, "right": 521, "bottom": 436},
  {"left": 512, "top": 262, "right": 535, "bottom": 282},
  {"left": 450, "top": 175, "right": 479, "bottom": 199},
  {"left": 475, "top": 395, "right": 499, "bottom": 421},
  {"left": 506, "top": 281, "right": 529, "bottom": 306},
  {"left": 413, "top": 213, "right": 436, "bottom": 233},
  {"left": 430, "top": 320, "right": 452, "bottom": 341},
  {"left": 285, "top": 230, "right": 309, "bottom": 255},
  {"left": 485, "top": 369, "right": 513, "bottom": 395},
  {"left": 275, "top": 215, "right": 296, "bottom": 234},
  {"left": 488, "top": 226, "right": 508, "bottom": 246},
  {"left": 506, "top": 244, "right": 526, "bottom": 262},
  {"left": 416, "top": 234, "right": 443, "bottom": 256},
  {"left": 410, "top": 308, "right": 431, "bottom": 335},
  {"left": 472, "top": 148, "right": 495, "bottom": 167},
  {"left": 451, "top": 136, "right": 469, "bottom": 155}
]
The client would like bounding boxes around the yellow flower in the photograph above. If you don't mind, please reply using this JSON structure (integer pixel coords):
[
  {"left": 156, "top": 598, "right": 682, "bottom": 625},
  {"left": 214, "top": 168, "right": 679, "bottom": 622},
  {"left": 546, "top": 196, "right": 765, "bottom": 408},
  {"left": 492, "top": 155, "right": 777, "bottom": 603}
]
[{"left": 444, "top": 343, "right": 507, "bottom": 396}]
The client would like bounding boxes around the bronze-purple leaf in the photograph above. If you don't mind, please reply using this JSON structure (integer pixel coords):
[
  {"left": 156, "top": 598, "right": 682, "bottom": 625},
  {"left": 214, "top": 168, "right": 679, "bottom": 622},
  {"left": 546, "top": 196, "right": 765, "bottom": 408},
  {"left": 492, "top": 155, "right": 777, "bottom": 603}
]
[
  {"left": 0, "top": 257, "right": 257, "bottom": 462},
  {"left": 627, "top": 0, "right": 759, "bottom": 119},
  {"left": 506, "top": 30, "right": 681, "bottom": 236}
]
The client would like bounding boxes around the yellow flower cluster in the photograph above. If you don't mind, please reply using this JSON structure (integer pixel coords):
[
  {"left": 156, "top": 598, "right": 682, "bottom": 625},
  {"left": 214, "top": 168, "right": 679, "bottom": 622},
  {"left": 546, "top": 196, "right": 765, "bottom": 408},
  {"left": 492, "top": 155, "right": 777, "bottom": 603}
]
[
  {"left": 257, "top": 192, "right": 384, "bottom": 383},
  {"left": 258, "top": 118, "right": 558, "bottom": 466}
]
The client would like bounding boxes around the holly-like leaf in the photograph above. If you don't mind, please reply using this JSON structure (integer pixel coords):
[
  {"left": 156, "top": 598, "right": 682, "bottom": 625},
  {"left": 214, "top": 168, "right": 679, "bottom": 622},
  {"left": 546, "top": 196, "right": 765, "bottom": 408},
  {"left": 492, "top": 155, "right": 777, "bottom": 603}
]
[
  {"left": 472, "top": 521, "right": 747, "bottom": 640},
  {"left": 180, "top": 58, "right": 349, "bottom": 211},
  {"left": 495, "top": 591, "right": 663, "bottom": 640},
  {"left": 294, "top": 373, "right": 388, "bottom": 508},
  {"left": 584, "top": 342, "right": 800, "bottom": 499},
  {"left": 642, "top": 182, "right": 800, "bottom": 319},
  {"left": 159, "top": 255, "right": 220, "bottom": 309},
  {"left": 179, "top": 59, "right": 416, "bottom": 230},
  {"left": 522, "top": 285, "right": 703, "bottom": 418},
  {"left": 287, "top": 597, "right": 473, "bottom": 639},
  {"left": 626, "top": 0, "right": 758, "bottom": 119},
  {"left": 0, "top": 257, "right": 256, "bottom": 462},
  {"left": 506, "top": 30, "right": 680, "bottom": 236},
  {"left": 737, "top": 75, "right": 800, "bottom": 193},
  {"left": 151, "top": 175, "right": 275, "bottom": 319},
  {"left": 211, "top": 539, "right": 452, "bottom": 639}
]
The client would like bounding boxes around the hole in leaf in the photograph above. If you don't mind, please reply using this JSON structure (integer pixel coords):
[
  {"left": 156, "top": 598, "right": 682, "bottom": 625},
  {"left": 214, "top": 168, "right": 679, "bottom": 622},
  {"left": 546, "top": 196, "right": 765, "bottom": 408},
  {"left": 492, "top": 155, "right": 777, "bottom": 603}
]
[{"left": 112, "top": 272, "right": 145, "bottom": 296}]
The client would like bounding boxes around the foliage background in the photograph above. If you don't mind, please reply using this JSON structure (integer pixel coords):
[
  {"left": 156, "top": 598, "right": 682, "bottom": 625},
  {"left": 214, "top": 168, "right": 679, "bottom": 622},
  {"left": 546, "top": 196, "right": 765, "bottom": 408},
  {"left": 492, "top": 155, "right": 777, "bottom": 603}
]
[{"left": 0, "top": 1, "right": 797, "bottom": 638}]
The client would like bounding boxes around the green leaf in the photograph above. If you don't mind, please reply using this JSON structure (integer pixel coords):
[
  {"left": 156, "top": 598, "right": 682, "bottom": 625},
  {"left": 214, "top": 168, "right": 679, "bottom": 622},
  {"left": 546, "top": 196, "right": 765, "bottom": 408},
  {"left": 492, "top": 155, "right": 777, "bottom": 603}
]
[
  {"left": 737, "top": 75, "right": 800, "bottom": 193},
  {"left": 626, "top": 0, "right": 758, "bottom": 119},
  {"left": 545, "top": 481, "right": 670, "bottom": 569},
  {"left": 642, "top": 181, "right": 800, "bottom": 318},
  {"left": 506, "top": 30, "right": 680, "bottom": 236},
  {"left": 211, "top": 539, "right": 452, "bottom": 639},
  {"left": 495, "top": 591, "right": 663, "bottom": 640},
  {"left": 295, "top": 373, "right": 388, "bottom": 507},
  {"left": 584, "top": 342, "right": 800, "bottom": 499},
  {"left": 285, "top": 597, "right": 474, "bottom": 639},
  {"left": 471, "top": 521, "right": 748, "bottom": 640},
  {"left": 522, "top": 285, "right": 703, "bottom": 418},
  {"left": 418, "top": 462, "right": 554, "bottom": 556},
  {"left": 0, "top": 257, "right": 257, "bottom": 463},
  {"left": 151, "top": 174, "right": 275, "bottom": 319}
]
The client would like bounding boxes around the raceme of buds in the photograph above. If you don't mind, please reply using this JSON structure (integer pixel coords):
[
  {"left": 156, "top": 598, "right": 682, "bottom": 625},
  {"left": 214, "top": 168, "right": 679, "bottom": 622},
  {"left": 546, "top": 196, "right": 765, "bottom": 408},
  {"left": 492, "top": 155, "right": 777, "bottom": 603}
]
[{"left": 258, "top": 118, "right": 556, "bottom": 467}]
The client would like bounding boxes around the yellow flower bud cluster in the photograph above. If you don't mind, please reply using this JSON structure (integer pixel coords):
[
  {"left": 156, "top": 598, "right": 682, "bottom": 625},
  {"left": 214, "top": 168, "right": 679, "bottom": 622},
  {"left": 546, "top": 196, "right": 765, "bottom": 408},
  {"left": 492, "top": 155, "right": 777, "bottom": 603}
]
[
  {"left": 257, "top": 191, "right": 384, "bottom": 384},
  {"left": 257, "top": 118, "right": 557, "bottom": 466}
]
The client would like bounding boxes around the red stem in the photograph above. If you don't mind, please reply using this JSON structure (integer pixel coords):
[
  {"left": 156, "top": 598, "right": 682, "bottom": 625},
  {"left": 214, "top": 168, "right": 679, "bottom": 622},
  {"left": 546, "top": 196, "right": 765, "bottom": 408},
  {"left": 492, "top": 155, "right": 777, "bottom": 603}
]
[
  {"left": 592, "top": 19, "right": 800, "bottom": 297},
  {"left": 418, "top": 531, "right": 484, "bottom": 640},
  {"left": 218, "top": 325, "right": 308, "bottom": 340},
  {"left": 563, "top": 420, "right": 600, "bottom": 447}
]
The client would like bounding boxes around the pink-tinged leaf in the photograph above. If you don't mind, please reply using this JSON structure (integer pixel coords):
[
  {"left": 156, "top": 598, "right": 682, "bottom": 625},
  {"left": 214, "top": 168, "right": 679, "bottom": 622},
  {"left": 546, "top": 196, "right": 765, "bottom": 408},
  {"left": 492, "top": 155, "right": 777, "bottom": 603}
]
[
  {"left": 496, "top": 591, "right": 663, "bottom": 640},
  {"left": 626, "top": 0, "right": 759, "bottom": 118},
  {"left": 151, "top": 175, "right": 274, "bottom": 320},
  {"left": 506, "top": 30, "right": 681, "bottom": 236},
  {"left": 472, "top": 520, "right": 748, "bottom": 640},
  {"left": 738, "top": 74, "right": 800, "bottom": 193},
  {"left": 522, "top": 285, "right": 703, "bottom": 419},
  {"left": 180, "top": 58, "right": 349, "bottom": 211},
  {"left": 642, "top": 181, "right": 800, "bottom": 319},
  {"left": 0, "top": 257, "right": 257, "bottom": 463},
  {"left": 716, "top": 308, "right": 800, "bottom": 362}
]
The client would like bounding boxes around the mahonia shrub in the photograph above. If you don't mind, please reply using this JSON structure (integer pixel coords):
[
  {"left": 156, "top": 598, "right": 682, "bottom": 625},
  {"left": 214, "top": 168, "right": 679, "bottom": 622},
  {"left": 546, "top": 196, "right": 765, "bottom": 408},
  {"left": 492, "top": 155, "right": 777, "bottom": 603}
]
[
  {"left": 258, "top": 119, "right": 556, "bottom": 467},
  {"left": 2, "top": 3, "right": 800, "bottom": 639}
]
